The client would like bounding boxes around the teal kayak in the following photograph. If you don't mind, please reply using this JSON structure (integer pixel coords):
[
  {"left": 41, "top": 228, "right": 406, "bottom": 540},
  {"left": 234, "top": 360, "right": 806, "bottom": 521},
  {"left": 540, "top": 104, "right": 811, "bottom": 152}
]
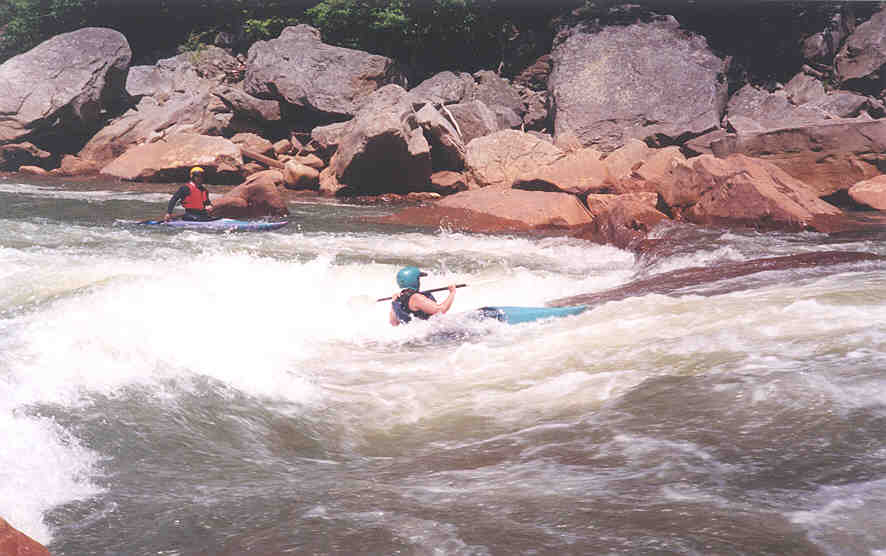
[{"left": 474, "top": 305, "right": 588, "bottom": 324}]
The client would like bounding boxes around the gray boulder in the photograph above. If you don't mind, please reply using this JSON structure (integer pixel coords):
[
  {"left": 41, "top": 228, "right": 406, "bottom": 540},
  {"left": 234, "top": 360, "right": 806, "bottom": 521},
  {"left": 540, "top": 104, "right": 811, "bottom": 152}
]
[
  {"left": 415, "top": 103, "right": 466, "bottom": 171},
  {"left": 0, "top": 27, "right": 131, "bottom": 144},
  {"left": 835, "top": 8, "right": 886, "bottom": 86},
  {"left": 549, "top": 15, "right": 727, "bottom": 151},
  {"left": 244, "top": 25, "right": 406, "bottom": 120},
  {"left": 410, "top": 71, "right": 474, "bottom": 105},
  {"left": 329, "top": 84, "right": 431, "bottom": 195},
  {"left": 445, "top": 100, "right": 503, "bottom": 145}
]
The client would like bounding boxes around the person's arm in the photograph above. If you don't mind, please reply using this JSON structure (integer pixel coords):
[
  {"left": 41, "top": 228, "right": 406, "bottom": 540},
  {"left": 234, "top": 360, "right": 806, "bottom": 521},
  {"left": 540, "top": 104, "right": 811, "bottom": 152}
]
[
  {"left": 389, "top": 305, "right": 400, "bottom": 326},
  {"left": 409, "top": 285, "right": 456, "bottom": 316},
  {"left": 204, "top": 188, "right": 213, "bottom": 212},
  {"left": 165, "top": 186, "right": 190, "bottom": 218}
]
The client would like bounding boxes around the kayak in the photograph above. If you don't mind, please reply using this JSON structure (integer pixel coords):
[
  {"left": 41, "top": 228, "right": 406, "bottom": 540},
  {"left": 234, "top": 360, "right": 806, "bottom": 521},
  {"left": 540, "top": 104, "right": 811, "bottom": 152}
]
[
  {"left": 140, "top": 218, "right": 288, "bottom": 232},
  {"left": 473, "top": 305, "right": 588, "bottom": 324}
]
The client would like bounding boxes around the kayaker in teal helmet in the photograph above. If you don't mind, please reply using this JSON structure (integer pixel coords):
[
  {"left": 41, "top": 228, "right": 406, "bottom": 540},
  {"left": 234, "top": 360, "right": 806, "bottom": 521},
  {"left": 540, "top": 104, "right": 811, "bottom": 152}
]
[{"left": 389, "top": 266, "right": 457, "bottom": 326}]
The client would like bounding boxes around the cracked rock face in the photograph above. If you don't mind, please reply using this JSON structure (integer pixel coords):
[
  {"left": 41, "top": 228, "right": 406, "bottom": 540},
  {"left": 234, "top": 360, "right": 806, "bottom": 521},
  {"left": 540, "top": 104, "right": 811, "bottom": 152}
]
[{"left": 0, "top": 27, "right": 131, "bottom": 144}]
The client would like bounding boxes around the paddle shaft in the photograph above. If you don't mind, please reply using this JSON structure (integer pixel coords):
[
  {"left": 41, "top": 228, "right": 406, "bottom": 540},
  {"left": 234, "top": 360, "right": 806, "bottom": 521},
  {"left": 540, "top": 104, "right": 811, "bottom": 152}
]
[{"left": 376, "top": 283, "right": 467, "bottom": 302}]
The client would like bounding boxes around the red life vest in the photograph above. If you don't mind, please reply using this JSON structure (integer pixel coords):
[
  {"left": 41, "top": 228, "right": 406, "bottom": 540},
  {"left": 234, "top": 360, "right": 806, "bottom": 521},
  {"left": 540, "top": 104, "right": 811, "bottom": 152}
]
[{"left": 181, "top": 181, "right": 208, "bottom": 210}]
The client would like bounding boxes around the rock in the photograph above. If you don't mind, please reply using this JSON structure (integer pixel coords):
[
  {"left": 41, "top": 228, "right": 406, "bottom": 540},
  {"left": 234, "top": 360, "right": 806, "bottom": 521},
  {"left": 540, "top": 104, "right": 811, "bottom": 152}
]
[
  {"left": 318, "top": 166, "right": 345, "bottom": 196},
  {"left": 230, "top": 133, "right": 274, "bottom": 156},
  {"left": 18, "top": 165, "right": 49, "bottom": 176},
  {"left": 663, "top": 154, "right": 842, "bottom": 230},
  {"left": 380, "top": 187, "right": 592, "bottom": 232},
  {"left": 725, "top": 84, "right": 828, "bottom": 133},
  {"left": 429, "top": 170, "right": 469, "bottom": 194},
  {"left": 848, "top": 175, "right": 886, "bottom": 209},
  {"left": 309, "top": 121, "right": 351, "bottom": 160},
  {"left": 0, "top": 517, "right": 50, "bottom": 556},
  {"left": 212, "top": 170, "right": 289, "bottom": 217},
  {"left": 835, "top": 7, "right": 886, "bottom": 87},
  {"left": 803, "top": 6, "right": 856, "bottom": 64},
  {"left": 415, "top": 103, "right": 466, "bottom": 171},
  {"left": 684, "top": 129, "right": 731, "bottom": 156},
  {"left": 212, "top": 85, "right": 282, "bottom": 124},
  {"left": 514, "top": 54, "right": 553, "bottom": 91},
  {"left": 282, "top": 160, "right": 320, "bottom": 190},
  {"left": 292, "top": 153, "right": 324, "bottom": 170},
  {"left": 602, "top": 139, "right": 651, "bottom": 184},
  {"left": 100, "top": 133, "right": 242, "bottom": 181},
  {"left": 445, "top": 100, "right": 503, "bottom": 145},
  {"left": 579, "top": 192, "right": 669, "bottom": 249},
  {"left": 328, "top": 84, "right": 431, "bottom": 195},
  {"left": 0, "top": 142, "right": 52, "bottom": 171},
  {"left": 244, "top": 24, "right": 406, "bottom": 120},
  {"left": 0, "top": 27, "right": 131, "bottom": 144},
  {"left": 466, "top": 70, "right": 525, "bottom": 128},
  {"left": 409, "top": 71, "right": 474, "bottom": 105},
  {"left": 465, "top": 129, "right": 564, "bottom": 189},
  {"left": 512, "top": 146, "right": 607, "bottom": 195},
  {"left": 54, "top": 154, "right": 100, "bottom": 176},
  {"left": 272, "top": 139, "right": 293, "bottom": 155},
  {"left": 549, "top": 15, "right": 727, "bottom": 150},
  {"left": 711, "top": 119, "right": 886, "bottom": 197},
  {"left": 784, "top": 73, "right": 827, "bottom": 106}
]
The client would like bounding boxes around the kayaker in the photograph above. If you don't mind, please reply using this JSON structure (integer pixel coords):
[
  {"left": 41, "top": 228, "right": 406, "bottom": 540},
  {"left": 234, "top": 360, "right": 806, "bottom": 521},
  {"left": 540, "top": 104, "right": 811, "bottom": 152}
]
[
  {"left": 389, "top": 266, "right": 457, "bottom": 326},
  {"left": 163, "top": 166, "right": 214, "bottom": 222}
]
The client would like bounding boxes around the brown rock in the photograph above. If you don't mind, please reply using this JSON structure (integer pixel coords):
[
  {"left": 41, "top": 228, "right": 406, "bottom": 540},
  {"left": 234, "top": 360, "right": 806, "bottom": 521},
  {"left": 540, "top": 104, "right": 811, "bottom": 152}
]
[
  {"left": 53, "top": 154, "right": 99, "bottom": 176},
  {"left": 603, "top": 139, "right": 651, "bottom": 184},
  {"left": 513, "top": 146, "right": 606, "bottom": 195},
  {"left": 318, "top": 166, "right": 345, "bottom": 196},
  {"left": 100, "top": 134, "right": 243, "bottom": 181},
  {"left": 282, "top": 160, "right": 320, "bottom": 190},
  {"left": 465, "top": 130, "right": 564, "bottom": 189},
  {"left": 292, "top": 153, "right": 324, "bottom": 170},
  {"left": 578, "top": 192, "right": 669, "bottom": 249},
  {"left": 230, "top": 133, "right": 275, "bottom": 156},
  {"left": 669, "top": 154, "right": 843, "bottom": 230},
  {"left": 18, "top": 165, "right": 49, "bottom": 176},
  {"left": 273, "top": 139, "right": 293, "bottom": 155},
  {"left": 0, "top": 517, "right": 50, "bottom": 556},
  {"left": 848, "top": 175, "right": 886, "bottom": 210},
  {"left": 211, "top": 170, "right": 288, "bottom": 218},
  {"left": 381, "top": 187, "right": 592, "bottom": 232},
  {"left": 0, "top": 142, "right": 52, "bottom": 171},
  {"left": 429, "top": 171, "right": 468, "bottom": 194}
]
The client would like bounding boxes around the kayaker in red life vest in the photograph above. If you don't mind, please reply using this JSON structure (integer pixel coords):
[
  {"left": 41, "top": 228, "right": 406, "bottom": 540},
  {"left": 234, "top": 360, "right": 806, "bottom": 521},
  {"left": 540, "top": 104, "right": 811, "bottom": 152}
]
[
  {"left": 389, "top": 266, "right": 457, "bottom": 326},
  {"left": 163, "top": 166, "right": 214, "bottom": 222}
]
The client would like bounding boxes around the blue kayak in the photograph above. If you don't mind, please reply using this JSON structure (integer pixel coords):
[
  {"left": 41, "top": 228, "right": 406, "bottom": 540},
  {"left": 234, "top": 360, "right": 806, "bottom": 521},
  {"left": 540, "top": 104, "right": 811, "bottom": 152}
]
[
  {"left": 141, "top": 218, "right": 288, "bottom": 232},
  {"left": 473, "top": 305, "right": 588, "bottom": 324}
]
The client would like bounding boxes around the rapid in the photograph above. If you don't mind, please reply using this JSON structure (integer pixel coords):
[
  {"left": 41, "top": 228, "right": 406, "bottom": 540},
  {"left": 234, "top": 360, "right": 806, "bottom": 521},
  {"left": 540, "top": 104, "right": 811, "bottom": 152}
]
[{"left": 2, "top": 176, "right": 886, "bottom": 555}]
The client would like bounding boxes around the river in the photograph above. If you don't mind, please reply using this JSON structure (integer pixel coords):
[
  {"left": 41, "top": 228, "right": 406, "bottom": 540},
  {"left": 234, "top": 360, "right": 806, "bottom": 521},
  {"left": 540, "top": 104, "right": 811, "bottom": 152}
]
[{"left": 2, "top": 175, "right": 886, "bottom": 555}]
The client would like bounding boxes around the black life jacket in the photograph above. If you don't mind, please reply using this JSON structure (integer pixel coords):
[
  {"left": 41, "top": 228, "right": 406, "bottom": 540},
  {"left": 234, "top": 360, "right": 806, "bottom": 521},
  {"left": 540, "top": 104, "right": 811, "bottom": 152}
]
[{"left": 391, "top": 289, "right": 436, "bottom": 324}]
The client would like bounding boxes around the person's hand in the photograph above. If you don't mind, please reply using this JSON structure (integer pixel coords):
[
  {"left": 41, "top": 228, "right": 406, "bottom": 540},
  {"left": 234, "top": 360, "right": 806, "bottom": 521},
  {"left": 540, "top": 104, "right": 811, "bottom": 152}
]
[
  {"left": 163, "top": 213, "right": 171, "bottom": 222},
  {"left": 448, "top": 284, "right": 457, "bottom": 294},
  {"left": 206, "top": 204, "right": 214, "bottom": 214}
]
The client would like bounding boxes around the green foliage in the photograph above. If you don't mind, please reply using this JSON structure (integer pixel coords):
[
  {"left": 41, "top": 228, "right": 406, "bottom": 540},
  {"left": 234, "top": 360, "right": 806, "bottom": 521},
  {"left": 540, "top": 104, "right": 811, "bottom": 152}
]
[{"left": 243, "top": 15, "right": 300, "bottom": 44}]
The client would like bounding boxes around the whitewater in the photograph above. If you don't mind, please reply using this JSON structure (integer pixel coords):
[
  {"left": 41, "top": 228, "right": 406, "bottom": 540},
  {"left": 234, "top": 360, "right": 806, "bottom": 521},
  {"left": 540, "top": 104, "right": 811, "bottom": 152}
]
[{"left": 2, "top": 176, "right": 886, "bottom": 555}]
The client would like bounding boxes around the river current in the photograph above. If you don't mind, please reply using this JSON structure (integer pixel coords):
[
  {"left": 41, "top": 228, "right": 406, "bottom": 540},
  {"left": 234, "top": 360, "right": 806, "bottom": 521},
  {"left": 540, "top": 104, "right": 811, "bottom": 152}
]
[{"left": 2, "top": 175, "right": 886, "bottom": 555}]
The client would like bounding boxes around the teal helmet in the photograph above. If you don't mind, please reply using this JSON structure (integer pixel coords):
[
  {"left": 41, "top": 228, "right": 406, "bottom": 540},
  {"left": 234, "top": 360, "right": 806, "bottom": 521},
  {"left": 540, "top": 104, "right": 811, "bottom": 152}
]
[{"left": 396, "top": 266, "right": 427, "bottom": 290}]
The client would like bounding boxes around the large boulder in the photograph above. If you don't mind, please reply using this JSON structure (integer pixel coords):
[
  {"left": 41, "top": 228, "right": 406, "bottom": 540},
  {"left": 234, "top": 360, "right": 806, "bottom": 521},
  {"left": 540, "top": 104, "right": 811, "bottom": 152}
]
[
  {"left": 848, "top": 175, "right": 886, "bottom": 209},
  {"left": 465, "top": 130, "right": 564, "bottom": 189},
  {"left": 512, "top": 146, "right": 607, "bottom": 195},
  {"left": 327, "top": 84, "right": 431, "bottom": 195},
  {"left": 549, "top": 15, "right": 727, "bottom": 151},
  {"left": 0, "top": 143, "right": 52, "bottom": 171},
  {"left": 415, "top": 103, "right": 466, "bottom": 171},
  {"left": 380, "top": 187, "right": 592, "bottom": 232},
  {"left": 100, "top": 133, "right": 242, "bottom": 181},
  {"left": 244, "top": 25, "right": 406, "bottom": 120},
  {"left": 579, "top": 192, "right": 669, "bottom": 249},
  {"left": 409, "top": 71, "right": 475, "bottom": 105},
  {"left": 445, "top": 100, "right": 504, "bottom": 145},
  {"left": 212, "top": 170, "right": 289, "bottom": 218},
  {"left": 662, "top": 154, "right": 842, "bottom": 230},
  {"left": 0, "top": 27, "right": 131, "bottom": 145},
  {"left": 710, "top": 119, "right": 886, "bottom": 197},
  {"left": 80, "top": 49, "right": 242, "bottom": 165},
  {"left": 835, "top": 7, "right": 886, "bottom": 88}
]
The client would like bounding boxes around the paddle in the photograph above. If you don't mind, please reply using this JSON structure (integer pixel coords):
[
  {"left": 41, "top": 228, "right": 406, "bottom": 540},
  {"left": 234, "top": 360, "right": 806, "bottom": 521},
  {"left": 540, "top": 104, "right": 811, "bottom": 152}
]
[{"left": 348, "top": 279, "right": 500, "bottom": 308}]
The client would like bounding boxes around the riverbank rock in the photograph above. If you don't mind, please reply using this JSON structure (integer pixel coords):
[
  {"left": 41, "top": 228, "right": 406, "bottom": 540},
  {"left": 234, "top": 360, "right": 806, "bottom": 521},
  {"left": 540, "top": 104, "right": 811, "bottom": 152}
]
[
  {"left": 379, "top": 187, "right": 592, "bottom": 232},
  {"left": 848, "top": 175, "right": 886, "bottom": 209},
  {"left": 549, "top": 15, "right": 727, "bottom": 151},
  {"left": 244, "top": 24, "right": 406, "bottom": 122},
  {"left": 327, "top": 85, "right": 431, "bottom": 195},
  {"left": 577, "top": 192, "right": 669, "bottom": 249},
  {"left": 466, "top": 130, "right": 564, "bottom": 189},
  {"left": 0, "top": 517, "right": 50, "bottom": 556},
  {"left": 512, "top": 146, "right": 607, "bottom": 195},
  {"left": 53, "top": 154, "right": 100, "bottom": 176},
  {"left": 0, "top": 143, "right": 52, "bottom": 171},
  {"left": 0, "top": 27, "right": 131, "bottom": 146},
  {"left": 710, "top": 119, "right": 886, "bottom": 197},
  {"left": 664, "top": 154, "right": 842, "bottom": 230},
  {"left": 211, "top": 170, "right": 289, "bottom": 218},
  {"left": 100, "top": 133, "right": 242, "bottom": 181},
  {"left": 835, "top": 7, "right": 886, "bottom": 89}
]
